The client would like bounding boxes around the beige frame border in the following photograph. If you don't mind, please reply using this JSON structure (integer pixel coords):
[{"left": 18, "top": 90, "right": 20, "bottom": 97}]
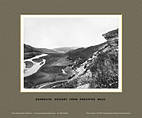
[{"left": 20, "top": 14, "right": 123, "bottom": 93}]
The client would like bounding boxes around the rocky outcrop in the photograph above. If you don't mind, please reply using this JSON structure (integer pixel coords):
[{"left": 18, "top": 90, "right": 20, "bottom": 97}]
[{"left": 102, "top": 28, "right": 118, "bottom": 41}]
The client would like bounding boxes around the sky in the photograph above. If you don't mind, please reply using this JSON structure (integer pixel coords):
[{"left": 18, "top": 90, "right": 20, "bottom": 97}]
[{"left": 22, "top": 15, "right": 121, "bottom": 49}]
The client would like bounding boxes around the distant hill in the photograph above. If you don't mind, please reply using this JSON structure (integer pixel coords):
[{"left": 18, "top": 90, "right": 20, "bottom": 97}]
[
  {"left": 24, "top": 44, "right": 58, "bottom": 59},
  {"left": 24, "top": 44, "right": 57, "bottom": 53},
  {"left": 53, "top": 47, "right": 79, "bottom": 53}
]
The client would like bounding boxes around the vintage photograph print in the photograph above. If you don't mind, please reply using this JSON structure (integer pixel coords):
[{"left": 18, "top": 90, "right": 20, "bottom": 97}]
[{"left": 20, "top": 15, "right": 122, "bottom": 92}]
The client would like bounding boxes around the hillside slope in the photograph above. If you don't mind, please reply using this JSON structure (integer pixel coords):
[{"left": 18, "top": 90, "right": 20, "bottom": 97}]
[{"left": 49, "top": 29, "right": 119, "bottom": 88}]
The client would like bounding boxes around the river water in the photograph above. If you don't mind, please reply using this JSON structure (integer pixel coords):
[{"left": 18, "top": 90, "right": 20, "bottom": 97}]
[{"left": 24, "top": 54, "right": 48, "bottom": 77}]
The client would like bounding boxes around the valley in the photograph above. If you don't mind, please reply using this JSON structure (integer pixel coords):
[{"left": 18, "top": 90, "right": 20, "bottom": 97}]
[{"left": 24, "top": 29, "right": 119, "bottom": 89}]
